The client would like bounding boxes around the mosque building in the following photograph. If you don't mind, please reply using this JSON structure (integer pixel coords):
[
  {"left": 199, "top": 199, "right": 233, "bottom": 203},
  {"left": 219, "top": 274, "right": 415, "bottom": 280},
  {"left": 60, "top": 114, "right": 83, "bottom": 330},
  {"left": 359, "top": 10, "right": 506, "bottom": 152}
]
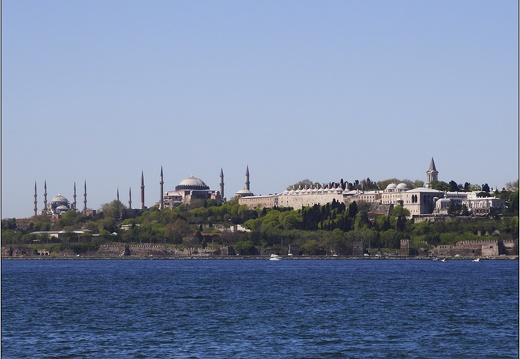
[
  {"left": 235, "top": 165, "right": 254, "bottom": 198},
  {"left": 162, "top": 174, "right": 222, "bottom": 209},
  {"left": 162, "top": 166, "right": 254, "bottom": 209},
  {"left": 36, "top": 181, "right": 86, "bottom": 217},
  {"left": 33, "top": 159, "right": 504, "bottom": 219}
]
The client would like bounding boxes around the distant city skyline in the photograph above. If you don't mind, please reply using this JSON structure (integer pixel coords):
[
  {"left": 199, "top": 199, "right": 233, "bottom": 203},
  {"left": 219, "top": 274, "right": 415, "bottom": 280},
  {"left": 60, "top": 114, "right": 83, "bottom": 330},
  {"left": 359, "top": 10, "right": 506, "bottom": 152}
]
[
  {"left": 3, "top": 1, "right": 517, "bottom": 219},
  {"left": 23, "top": 157, "right": 510, "bottom": 220}
]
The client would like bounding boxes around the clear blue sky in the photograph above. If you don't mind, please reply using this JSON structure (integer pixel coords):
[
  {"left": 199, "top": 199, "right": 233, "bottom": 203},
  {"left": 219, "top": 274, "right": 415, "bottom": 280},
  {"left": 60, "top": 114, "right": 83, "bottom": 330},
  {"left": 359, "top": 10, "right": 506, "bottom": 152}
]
[{"left": 2, "top": 0, "right": 518, "bottom": 219}]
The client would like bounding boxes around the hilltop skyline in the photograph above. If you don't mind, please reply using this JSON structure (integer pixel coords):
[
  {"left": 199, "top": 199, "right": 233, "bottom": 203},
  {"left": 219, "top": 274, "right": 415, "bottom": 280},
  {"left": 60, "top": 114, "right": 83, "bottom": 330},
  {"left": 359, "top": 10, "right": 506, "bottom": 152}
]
[
  {"left": 2, "top": 1, "right": 518, "bottom": 219},
  {"left": 18, "top": 158, "right": 514, "bottom": 220}
]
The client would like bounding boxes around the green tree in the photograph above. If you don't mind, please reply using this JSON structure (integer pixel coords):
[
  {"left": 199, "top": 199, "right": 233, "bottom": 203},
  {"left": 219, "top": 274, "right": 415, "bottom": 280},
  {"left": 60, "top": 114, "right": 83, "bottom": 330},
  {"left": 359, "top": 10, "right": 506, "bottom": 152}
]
[
  {"left": 1, "top": 218, "right": 17, "bottom": 230},
  {"left": 390, "top": 206, "right": 410, "bottom": 231},
  {"left": 430, "top": 180, "right": 450, "bottom": 192},
  {"left": 449, "top": 180, "right": 459, "bottom": 192},
  {"left": 234, "top": 240, "right": 256, "bottom": 255},
  {"left": 299, "top": 239, "right": 326, "bottom": 255},
  {"left": 100, "top": 200, "right": 127, "bottom": 220}
]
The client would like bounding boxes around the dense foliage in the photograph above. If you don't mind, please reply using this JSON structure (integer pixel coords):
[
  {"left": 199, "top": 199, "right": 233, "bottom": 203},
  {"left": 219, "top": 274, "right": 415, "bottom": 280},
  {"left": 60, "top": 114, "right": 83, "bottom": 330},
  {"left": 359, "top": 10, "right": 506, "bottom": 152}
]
[{"left": 2, "top": 183, "right": 518, "bottom": 256}]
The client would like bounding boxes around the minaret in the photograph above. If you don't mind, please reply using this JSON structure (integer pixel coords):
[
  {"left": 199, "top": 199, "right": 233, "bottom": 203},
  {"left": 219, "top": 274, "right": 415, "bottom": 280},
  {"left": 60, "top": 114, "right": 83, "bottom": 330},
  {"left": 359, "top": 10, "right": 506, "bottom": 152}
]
[
  {"left": 34, "top": 182, "right": 38, "bottom": 217},
  {"left": 73, "top": 182, "right": 77, "bottom": 210},
  {"left": 116, "top": 188, "right": 120, "bottom": 202},
  {"left": 220, "top": 168, "right": 225, "bottom": 199},
  {"left": 159, "top": 166, "right": 164, "bottom": 210},
  {"left": 129, "top": 187, "right": 132, "bottom": 209},
  {"left": 426, "top": 157, "right": 439, "bottom": 188},
  {"left": 245, "top": 165, "right": 250, "bottom": 191},
  {"left": 43, "top": 180, "right": 48, "bottom": 213},
  {"left": 140, "top": 171, "right": 145, "bottom": 210},
  {"left": 83, "top": 181, "right": 87, "bottom": 214}
]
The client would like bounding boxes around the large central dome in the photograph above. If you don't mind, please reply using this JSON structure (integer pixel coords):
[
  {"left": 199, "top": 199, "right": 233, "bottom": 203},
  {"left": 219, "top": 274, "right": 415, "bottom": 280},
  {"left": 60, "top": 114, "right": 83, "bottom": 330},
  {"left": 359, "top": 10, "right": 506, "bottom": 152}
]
[{"left": 175, "top": 176, "right": 209, "bottom": 191}]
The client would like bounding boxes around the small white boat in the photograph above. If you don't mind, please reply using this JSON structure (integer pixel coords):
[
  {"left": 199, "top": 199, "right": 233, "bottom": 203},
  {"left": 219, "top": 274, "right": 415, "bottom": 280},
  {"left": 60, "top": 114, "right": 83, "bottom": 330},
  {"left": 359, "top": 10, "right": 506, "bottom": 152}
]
[
  {"left": 269, "top": 254, "right": 282, "bottom": 261},
  {"left": 472, "top": 258, "right": 481, "bottom": 262},
  {"left": 440, "top": 258, "right": 447, "bottom": 262}
]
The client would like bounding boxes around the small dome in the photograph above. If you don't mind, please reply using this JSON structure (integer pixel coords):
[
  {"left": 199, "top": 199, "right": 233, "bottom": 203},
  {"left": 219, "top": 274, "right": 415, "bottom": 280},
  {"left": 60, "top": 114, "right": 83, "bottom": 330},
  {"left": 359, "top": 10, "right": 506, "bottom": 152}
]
[
  {"left": 386, "top": 183, "right": 397, "bottom": 190},
  {"left": 236, "top": 189, "right": 253, "bottom": 197},
  {"left": 396, "top": 183, "right": 408, "bottom": 190},
  {"left": 55, "top": 205, "right": 69, "bottom": 212}
]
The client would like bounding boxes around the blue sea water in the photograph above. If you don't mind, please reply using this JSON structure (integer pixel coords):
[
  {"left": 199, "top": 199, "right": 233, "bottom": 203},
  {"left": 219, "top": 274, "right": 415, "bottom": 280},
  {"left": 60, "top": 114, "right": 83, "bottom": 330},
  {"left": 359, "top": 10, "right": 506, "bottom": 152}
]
[{"left": 2, "top": 259, "right": 518, "bottom": 358}]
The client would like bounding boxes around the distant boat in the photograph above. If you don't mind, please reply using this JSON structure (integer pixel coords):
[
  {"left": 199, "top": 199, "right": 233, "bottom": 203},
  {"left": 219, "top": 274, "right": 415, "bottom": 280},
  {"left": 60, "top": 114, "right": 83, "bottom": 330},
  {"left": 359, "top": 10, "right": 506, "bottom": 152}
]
[
  {"left": 440, "top": 258, "right": 447, "bottom": 262},
  {"left": 472, "top": 258, "right": 481, "bottom": 262},
  {"left": 269, "top": 254, "right": 282, "bottom": 261}
]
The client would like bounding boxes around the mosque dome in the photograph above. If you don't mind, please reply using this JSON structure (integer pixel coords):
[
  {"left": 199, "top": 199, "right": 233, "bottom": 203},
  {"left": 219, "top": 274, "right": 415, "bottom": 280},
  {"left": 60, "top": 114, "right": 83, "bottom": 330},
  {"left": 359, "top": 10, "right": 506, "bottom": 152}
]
[
  {"left": 50, "top": 194, "right": 70, "bottom": 210},
  {"left": 396, "top": 183, "right": 409, "bottom": 191},
  {"left": 175, "top": 176, "right": 210, "bottom": 191},
  {"left": 50, "top": 194, "right": 69, "bottom": 204},
  {"left": 235, "top": 188, "right": 253, "bottom": 197},
  {"left": 386, "top": 183, "right": 397, "bottom": 191}
]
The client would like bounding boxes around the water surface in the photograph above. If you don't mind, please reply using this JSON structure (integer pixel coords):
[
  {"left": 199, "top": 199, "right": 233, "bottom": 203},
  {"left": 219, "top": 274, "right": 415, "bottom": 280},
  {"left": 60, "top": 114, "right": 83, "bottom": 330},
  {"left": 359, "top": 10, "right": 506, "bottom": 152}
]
[{"left": 2, "top": 259, "right": 518, "bottom": 358}]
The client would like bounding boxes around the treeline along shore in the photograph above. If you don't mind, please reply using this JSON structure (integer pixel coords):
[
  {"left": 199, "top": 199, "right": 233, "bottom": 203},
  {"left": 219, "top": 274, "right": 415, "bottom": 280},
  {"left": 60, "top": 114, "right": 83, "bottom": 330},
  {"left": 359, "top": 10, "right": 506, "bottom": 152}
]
[{"left": 3, "top": 194, "right": 518, "bottom": 260}]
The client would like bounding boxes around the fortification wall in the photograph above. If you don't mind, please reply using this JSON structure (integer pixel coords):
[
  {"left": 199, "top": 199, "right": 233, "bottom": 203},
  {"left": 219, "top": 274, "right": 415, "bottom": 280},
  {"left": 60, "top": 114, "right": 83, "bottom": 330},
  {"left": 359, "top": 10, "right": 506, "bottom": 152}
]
[{"left": 97, "top": 244, "right": 221, "bottom": 257}]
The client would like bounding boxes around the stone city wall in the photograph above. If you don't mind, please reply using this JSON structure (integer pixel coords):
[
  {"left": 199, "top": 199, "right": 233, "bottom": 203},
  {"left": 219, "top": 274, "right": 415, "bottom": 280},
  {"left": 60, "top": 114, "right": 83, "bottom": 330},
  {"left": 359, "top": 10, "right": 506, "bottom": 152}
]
[{"left": 97, "top": 244, "right": 223, "bottom": 257}]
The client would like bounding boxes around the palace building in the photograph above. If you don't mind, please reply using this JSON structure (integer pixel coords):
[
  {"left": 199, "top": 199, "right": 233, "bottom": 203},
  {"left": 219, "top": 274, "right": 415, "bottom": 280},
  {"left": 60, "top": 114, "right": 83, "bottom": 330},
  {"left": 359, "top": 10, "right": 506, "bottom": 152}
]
[{"left": 238, "top": 157, "right": 504, "bottom": 218}]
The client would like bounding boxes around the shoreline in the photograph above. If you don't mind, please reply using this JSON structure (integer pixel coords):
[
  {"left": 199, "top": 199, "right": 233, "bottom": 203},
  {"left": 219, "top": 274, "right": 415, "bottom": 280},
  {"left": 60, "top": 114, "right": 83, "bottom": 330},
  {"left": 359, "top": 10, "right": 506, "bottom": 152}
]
[{"left": 2, "top": 255, "right": 518, "bottom": 261}]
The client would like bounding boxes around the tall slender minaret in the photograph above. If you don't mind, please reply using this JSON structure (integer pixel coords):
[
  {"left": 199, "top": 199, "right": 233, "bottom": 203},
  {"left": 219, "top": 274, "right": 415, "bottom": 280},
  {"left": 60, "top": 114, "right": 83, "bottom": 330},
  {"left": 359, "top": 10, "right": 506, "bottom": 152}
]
[
  {"left": 116, "top": 188, "right": 120, "bottom": 202},
  {"left": 426, "top": 157, "right": 439, "bottom": 188},
  {"left": 83, "top": 181, "right": 87, "bottom": 213},
  {"left": 73, "top": 182, "right": 77, "bottom": 210},
  {"left": 129, "top": 187, "right": 132, "bottom": 209},
  {"left": 140, "top": 171, "right": 145, "bottom": 210},
  {"left": 34, "top": 182, "right": 38, "bottom": 217},
  {"left": 159, "top": 166, "right": 164, "bottom": 210},
  {"left": 43, "top": 180, "right": 48, "bottom": 213},
  {"left": 245, "top": 165, "right": 250, "bottom": 191},
  {"left": 220, "top": 168, "right": 225, "bottom": 199}
]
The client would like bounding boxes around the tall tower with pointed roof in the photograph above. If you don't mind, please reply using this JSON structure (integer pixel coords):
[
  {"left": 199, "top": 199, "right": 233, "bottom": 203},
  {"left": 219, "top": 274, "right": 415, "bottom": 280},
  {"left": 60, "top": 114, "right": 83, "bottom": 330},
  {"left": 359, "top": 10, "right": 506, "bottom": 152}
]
[
  {"left": 83, "top": 181, "right": 87, "bottom": 213},
  {"left": 34, "top": 182, "right": 38, "bottom": 217},
  {"left": 245, "top": 165, "right": 250, "bottom": 191},
  {"left": 160, "top": 167, "right": 164, "bottom": 210},
  {"left": 220, "top": 168, "right": 225, "bottom": 199},
  {"left": 43, "top": 180, "right": 48, "bottom": 213},
  {"left": 129, "top": 187, "right": 132, "bottom": 209},
  {"left": 141, "top": 171, "right": 145, "bottom": 210},
  {"left": 73, "top": 182, "right": 77, "bottom": 210},
  {"left": 426, "top": 157, "right": 439, "bottom": 188}
]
